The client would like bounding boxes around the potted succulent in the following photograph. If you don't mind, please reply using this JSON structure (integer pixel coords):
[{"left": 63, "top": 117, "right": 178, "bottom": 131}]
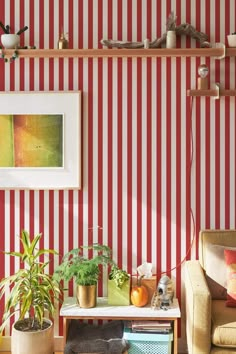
[
  {"left": 108, "top": 265, "right": 130, "bottom": 305},
  {"left": 53, "top": 243, "right": 113, "bottom": 308},
  {"left": 0, "top": 230, "right": 62, "bottom": 354}
]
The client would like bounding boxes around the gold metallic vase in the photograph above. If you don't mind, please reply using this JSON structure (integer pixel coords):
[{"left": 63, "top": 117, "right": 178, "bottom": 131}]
[
  {"left": 76, "top": 284, "right": 97, "bottom": 308},
  {"left": 57, "top": 33, "right": 68, "bottom": 49}
]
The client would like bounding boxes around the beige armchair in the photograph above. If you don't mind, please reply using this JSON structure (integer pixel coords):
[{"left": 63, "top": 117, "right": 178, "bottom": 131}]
[{"left": 185, "top": 230, "right": 236, "bottom": 354}]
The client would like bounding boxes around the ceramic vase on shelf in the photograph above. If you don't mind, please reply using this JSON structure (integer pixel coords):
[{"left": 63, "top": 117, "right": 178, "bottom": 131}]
[
  {"left": 1, "top": 34, "right": 20, "bottom": 49},
  {"left": 166, "top": 30, "right": 176, "bottom": 48}
]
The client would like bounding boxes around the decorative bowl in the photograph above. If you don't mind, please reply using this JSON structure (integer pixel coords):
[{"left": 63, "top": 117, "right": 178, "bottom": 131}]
[
  {"left": 1, "top": 34, "right": 20, "bottom": 49},
  {"left": 227, "top": 34, "right": 236, "bottom": 47}
]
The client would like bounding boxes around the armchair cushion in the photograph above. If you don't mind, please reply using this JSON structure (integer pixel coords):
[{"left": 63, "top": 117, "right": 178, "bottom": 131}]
[
  {"left": 204, "top": 243, "right": 236, "bottom": 300},
  {"left": 224, "top": 249, "right": 236, "bottom": 307},
  {"left": 212, "top": 300, "right": 236, "bottom": 347}
]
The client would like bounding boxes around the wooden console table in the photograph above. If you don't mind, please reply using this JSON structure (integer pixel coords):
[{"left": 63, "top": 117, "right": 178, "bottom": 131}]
[{"left": 60, "top": 297, "right": 181, "bottom": 354}]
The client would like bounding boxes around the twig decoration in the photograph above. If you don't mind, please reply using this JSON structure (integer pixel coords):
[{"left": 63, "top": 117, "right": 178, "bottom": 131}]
[{"left": 101, "top": 12, "right": 210, "bottom": 49}]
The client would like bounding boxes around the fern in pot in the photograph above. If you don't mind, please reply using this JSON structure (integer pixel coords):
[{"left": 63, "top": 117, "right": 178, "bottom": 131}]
[
  {"left": 0, "top": 230, "right": 62, "bottom": 354},
  {"left": 53, "top": 243, "right": 113, "bottom": 308}
]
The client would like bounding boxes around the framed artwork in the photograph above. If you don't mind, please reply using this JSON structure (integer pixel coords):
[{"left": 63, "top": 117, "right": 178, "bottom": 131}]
[{"left": 0, "top": 91, "right": 82, "bottom": 189}]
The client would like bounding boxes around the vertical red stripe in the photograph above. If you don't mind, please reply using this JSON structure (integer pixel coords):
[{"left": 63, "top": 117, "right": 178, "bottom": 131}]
[
  {"left": 137, "top": 58, "right": 142, "bottom": 266},
  {"left": 117, "top": 0, "right": 122, "bottom": 40},
  {"left": 88, "top": 0, "right": 93, "bottom": 49},
  {"left": 29, "top": 191, "right": 34, "bottom": 236},
  {"left": 97, "top": 58, "right": 103, "bottom": 296},
  {"left": 127, "top": 0, "right": 132, "bottom": 41},
  {"left": 127, "top": 58, "right": 132, "bottom": 274},
  {"left": 166, "top": 57, "right": 172, "bottom": 273},
  {"left": 10, "top": 0, "right": 15, "bottom": 91},
  {"left": 117, "top": 58, "right": 123, "bottom": 267},
  {"left": 78, "top": 58, "right": 84, "bottom": 247},
  {"left": 156, "top": 57, "right": 162, "bottom": 275},
  {"left": 146, "top": 0, "right": 151, "bottom": 39},
  {"left": 10, "top": 191, "right": 15, "bottom": 330},
  {"left": 107, "top": 0, "right": 112, "bottom": 39},
  {"left": 29, "top": 0, "right": 35, "bottom": 93},
  {"left": 58, "top": 190, "right": 64, "bottom": 335},
  {"left": 49, "top": 0, "right": 54, "bottom": 49},
  {"left": 19, "top": 190, "right": 25, "bottom": 234},
  {"left": 176, "top": 57, "right": 182, "bottom": 294},
  {"left": 186, "top": 60, "right": 192, "bottom": 259},
  {"left": 98, "top": 58, "right": 103, "bottom": 240},
  {"left": 19, "top": 0, "right": 25, "bottom": 90},
  {"left": 214, "top": 1, "right": 221, "bottom": 228},
  {"left": 39, "top": 191, "right": 44, "bottom": 264},
  {"left": 225, "top": 96, "right": 230, "bottom": 228},
  {"left": 59, "top": 59, "right": 64, "bottom": 90},
  {"left": 68, "top": 190, "right": 74, "bottom": 295},
  {"left": 225, "top": 0, "right": 230, "bottom": 228},
  {"left": 137, "top": 0, "right": 142, "bottom": 41},
  {"left": 146, "top": 58, "right": 152, "bottom": 262},
  {"left": 49, "top": 191, "right": 54, "bottom": 275},
  {"left": 58, "top": 0, "right": 64, "bottom": 36},
  {"left": 68, "top": 0, "right": 74, "bottom": 49},
  {"left": 78, "top": 0, "right": 83, "bottom": 48},
  {"left": 98, "top": 0, "right": 103, "bottom": 48},
  {"left": 88, "top": 58, "right": 93, "bottom": 246},
  {"left": 39, "top": 0, "right": 44, "bottom": 49},
  {"left": 195, "top": 1, "right": 201, "bottom": 254},
  {"left": 107, "top": 58, "right": 113, "bottom": 251},
  {"left": 10, "top": 191, "right": 15, "bottom": 273}
]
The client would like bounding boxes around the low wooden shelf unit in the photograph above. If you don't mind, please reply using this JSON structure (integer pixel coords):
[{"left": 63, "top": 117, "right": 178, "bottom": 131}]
[{"left": 60, "top": 297, "right": 181, "bottom": 354}]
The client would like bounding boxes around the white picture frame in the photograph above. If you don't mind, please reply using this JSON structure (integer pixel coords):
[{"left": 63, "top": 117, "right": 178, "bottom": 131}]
[{"left": 0, "top": 91, "right": 82, "bottom": 189}]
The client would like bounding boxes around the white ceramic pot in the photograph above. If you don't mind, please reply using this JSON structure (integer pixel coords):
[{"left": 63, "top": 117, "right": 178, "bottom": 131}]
[
  {"left": 227, "top": 34, "right": 236, "bottom": 47},
  {"left": 166, "top": 30, "right": 176, "bottom": 48},
  {"left": 1, "top": 34, "right": 20, "bottom": 49},
  {"left": 11, "top": 319, "right": 54, "bottom": 354}
]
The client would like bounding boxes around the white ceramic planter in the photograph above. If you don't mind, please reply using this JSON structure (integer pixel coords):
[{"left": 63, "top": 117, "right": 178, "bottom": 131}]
[
  {"left": 1, "top": 34, "right": 20, "bottom": 49},
  {"left": 11, "top": 319, "right": 54, "bottom": 354},
  {"left": 227, "top": 34, "right": 236, "bottom": 47}
]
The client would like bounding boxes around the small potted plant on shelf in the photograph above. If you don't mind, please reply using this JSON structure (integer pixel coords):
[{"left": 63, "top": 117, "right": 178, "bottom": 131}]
[
  {"left": 227, "top": 31, "right": 236, "bottom": 47},
  {"left": 108, "top": 264, "right": 131, "bottom": 305},
  {"left": 53, "top": 243, "right": 113, "bottom": 308},
  {"left": 0, "top": 230, "right": 62, "bottom": 354}
]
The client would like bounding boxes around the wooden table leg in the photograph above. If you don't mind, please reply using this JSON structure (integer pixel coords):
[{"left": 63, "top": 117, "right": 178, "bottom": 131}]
[
  {"left": 63, "top": 317, "right": 70, "bottom": 348},
  {"left": 173, "top": 318, "right": 178, "bottom": 354}
]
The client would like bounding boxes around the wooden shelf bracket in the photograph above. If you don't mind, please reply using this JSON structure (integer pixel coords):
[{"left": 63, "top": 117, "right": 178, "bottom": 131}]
[
  {"left": 187, "top": 83, "right": 236, "bottom": 98},
  {"left": 215, "top": 42, "right": 226, "bottom": 60}
]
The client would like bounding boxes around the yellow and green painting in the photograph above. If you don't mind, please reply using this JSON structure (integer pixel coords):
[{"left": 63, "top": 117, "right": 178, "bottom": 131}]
[{"left": 0, "top": 114, "right": 63, "bottom": 167}]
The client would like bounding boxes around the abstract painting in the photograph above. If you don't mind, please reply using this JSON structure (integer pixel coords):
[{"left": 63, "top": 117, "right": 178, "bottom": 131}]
[{"left": 0, "top": 114, "right": 63, "bottom": 168}]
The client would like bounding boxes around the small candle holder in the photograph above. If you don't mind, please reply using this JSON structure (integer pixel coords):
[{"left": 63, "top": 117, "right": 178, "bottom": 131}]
[{"left": 197, "top": 64, "right": 209, "bottom": 90}]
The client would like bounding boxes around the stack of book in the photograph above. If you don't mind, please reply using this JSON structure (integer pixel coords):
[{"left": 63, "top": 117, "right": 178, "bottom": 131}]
[{"left": 131, "top": 320, "right": 172, "bottom": 334}]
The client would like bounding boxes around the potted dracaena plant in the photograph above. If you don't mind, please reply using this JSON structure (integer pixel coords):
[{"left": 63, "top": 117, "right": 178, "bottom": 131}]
[
  {"left": 53, "top": 243, "right": 113, "bottom": 308},
  {"left": 0, "top": 230, "right": 62, "bottom": 354}
]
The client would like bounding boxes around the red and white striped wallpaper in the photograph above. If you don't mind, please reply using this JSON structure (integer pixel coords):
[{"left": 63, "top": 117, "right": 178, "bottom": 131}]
[{"left": 0, "top": 0, "right": 235, "bottom": 343}]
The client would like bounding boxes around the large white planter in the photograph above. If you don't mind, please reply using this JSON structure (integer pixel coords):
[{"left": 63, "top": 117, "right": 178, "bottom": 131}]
[{"left": 11, "top": 319, "right": 54, "bottom": 354}]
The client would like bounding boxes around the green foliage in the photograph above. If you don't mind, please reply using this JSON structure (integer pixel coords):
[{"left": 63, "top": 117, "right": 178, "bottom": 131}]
[
  {"left": 53, "top": 244, "right": 113, "bottom": 286},
  {"left": 0, "top": 230, "right": 62, "bottom": 333},
  {"left": 109, "top": 265, "right": 130, "bottom": 289}
]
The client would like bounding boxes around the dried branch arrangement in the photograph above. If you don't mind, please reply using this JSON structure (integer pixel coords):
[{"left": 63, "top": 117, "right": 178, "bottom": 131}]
[{"left": 101, "top": 12, "right": 210, "bottom": 49}]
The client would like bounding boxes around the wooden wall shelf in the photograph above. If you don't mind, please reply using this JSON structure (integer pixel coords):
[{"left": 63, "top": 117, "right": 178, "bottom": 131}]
[
  {"left": 187, "top": 88, "right": 236, "bottom": 99},
  {"left": 3, "top": 46, "right": 236, "bottom": 59}
]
